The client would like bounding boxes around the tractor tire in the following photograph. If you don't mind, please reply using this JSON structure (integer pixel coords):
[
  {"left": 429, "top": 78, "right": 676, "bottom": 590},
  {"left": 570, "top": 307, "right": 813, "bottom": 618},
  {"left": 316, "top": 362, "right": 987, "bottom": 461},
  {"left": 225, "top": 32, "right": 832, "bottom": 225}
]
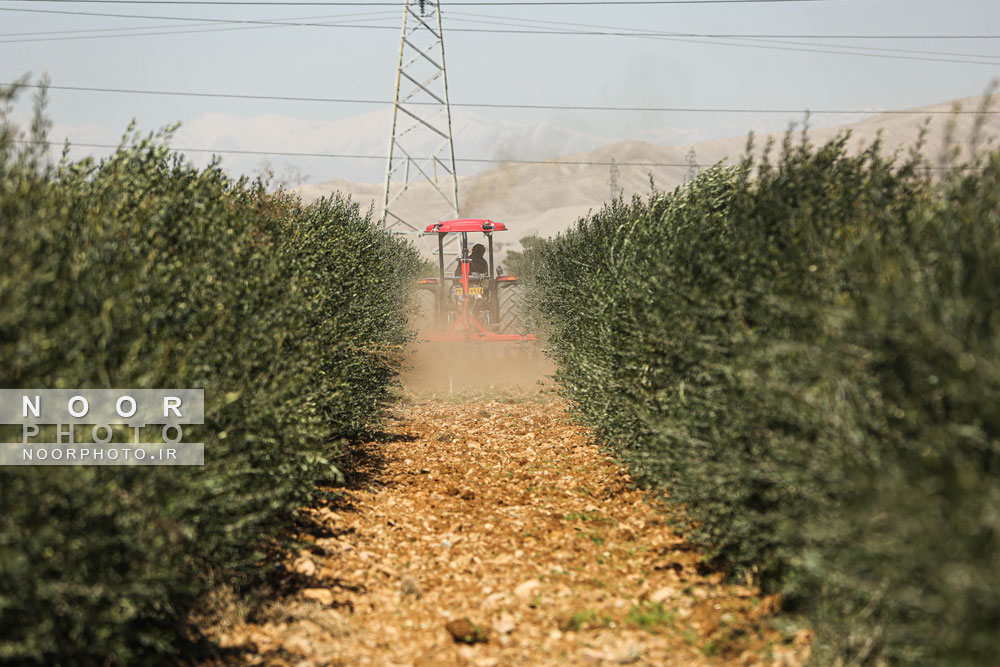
[{"left": 498, "top": 285, "right": 530, "bottom": 335}]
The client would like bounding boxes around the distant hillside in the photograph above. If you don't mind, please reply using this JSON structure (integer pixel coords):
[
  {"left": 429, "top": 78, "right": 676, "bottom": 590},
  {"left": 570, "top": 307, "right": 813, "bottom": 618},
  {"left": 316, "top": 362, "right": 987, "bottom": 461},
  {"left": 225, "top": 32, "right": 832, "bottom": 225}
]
[
  {"left": 295, "top": 94, "right": 1000, "bottom": 255},
  {"left": 171, "top": 108, "right": 609, "bottom": 184}
]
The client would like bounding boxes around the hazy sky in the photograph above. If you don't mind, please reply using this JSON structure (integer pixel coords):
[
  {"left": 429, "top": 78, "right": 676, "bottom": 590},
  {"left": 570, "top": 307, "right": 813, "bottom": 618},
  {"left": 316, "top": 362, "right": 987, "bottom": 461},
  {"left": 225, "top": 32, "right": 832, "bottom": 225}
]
[{"left": 3, "top": 0, "right": 999, "bottom": 181}]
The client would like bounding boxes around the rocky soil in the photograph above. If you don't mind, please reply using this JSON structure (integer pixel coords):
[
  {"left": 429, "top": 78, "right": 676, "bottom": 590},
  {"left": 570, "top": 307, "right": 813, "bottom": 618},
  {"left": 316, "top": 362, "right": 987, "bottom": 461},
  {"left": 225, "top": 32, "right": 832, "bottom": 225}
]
[{"left": 200, "top": 396, "right": 811, "bottom": 666}]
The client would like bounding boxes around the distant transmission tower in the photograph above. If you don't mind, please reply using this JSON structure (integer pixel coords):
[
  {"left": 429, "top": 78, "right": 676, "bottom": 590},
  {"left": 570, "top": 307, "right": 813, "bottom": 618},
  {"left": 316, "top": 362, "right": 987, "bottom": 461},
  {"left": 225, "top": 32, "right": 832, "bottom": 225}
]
[
  {"left": 686, "top": 147, "right": 699, "bottom": 183},
  {"left": 608, "top": 157, "right": 621, "bottom": 201},
  {"left": 381, "top": 0, "right": 459, "bottom": 256}
]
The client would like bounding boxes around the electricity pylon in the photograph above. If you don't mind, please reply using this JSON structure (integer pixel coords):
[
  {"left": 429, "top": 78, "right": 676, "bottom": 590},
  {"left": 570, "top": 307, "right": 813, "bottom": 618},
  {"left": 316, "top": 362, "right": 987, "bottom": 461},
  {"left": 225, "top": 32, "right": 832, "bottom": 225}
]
[
  {"left": 381, "top": 0, "right": 460, "bottom": 257},
  {"left": 686, "top": 147, "right": 699, "bottom": 183}
]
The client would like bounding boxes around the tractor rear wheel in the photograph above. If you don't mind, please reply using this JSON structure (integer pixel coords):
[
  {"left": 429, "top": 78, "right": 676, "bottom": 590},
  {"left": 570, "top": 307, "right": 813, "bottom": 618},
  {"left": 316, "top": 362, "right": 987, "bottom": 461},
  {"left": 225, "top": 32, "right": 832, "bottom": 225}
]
[{"left": 498, "top": 285, "right": 530, "bottom": 336}]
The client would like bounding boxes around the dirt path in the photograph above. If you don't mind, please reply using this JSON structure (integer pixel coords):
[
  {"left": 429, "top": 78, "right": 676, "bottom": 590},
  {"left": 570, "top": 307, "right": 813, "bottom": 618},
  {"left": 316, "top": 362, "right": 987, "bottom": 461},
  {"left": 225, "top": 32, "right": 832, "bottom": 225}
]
[{"left": 205, "top": 396, "right": 808, "bottom": 666}]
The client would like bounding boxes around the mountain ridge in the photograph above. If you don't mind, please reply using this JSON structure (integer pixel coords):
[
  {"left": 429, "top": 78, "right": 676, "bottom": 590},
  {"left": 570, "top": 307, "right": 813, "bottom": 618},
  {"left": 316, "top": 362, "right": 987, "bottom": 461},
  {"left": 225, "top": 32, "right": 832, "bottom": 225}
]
[{"left": 295, "top": 93, "right": 1000, "bottom": 254}]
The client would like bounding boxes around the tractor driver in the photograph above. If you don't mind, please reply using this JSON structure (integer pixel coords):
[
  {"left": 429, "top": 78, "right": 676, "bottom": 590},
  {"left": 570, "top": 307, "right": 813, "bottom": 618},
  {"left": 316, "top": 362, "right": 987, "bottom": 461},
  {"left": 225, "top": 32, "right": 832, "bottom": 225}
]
[{"left": 454, "top": 243, "right": 489, "bottom": 276}]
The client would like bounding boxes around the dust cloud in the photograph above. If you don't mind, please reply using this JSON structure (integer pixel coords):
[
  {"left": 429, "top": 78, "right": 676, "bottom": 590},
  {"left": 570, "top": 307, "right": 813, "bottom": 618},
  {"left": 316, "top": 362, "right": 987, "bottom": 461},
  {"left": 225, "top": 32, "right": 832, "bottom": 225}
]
[
  {"left": 400, "top": 341, "right": 555, "bottom": 394},
  {"left": 403, "top": 277, "right": 554, "bottom": 395}
]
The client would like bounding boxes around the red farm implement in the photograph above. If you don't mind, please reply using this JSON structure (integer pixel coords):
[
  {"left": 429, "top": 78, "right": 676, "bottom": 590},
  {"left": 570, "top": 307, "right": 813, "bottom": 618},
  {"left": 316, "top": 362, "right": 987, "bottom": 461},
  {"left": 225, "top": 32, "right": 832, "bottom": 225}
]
[{"left": 417, "top": 219, "right": 536, "bottom": 343}]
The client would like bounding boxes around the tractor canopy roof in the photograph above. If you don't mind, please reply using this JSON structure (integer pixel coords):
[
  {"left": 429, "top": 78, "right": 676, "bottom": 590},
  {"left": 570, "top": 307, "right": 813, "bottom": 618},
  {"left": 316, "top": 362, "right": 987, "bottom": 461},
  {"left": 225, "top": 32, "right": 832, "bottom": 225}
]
[{"left": 425, "top": 219, "right": 507, "bottom": 233}]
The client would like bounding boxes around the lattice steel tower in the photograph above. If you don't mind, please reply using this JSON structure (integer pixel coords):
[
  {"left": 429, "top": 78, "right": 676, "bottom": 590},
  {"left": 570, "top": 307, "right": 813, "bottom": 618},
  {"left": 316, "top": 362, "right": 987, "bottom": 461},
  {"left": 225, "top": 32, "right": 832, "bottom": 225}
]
[{"left": 381, "top": 0, "right": 459, "bottom": 256}]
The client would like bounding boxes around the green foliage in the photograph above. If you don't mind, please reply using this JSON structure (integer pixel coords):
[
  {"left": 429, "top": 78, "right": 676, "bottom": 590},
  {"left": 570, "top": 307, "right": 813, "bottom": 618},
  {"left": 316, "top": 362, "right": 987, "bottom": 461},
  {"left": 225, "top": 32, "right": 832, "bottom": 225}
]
[
  {"left": 0, "top": 85, "right": 420, "bottom": 664},
  {"left": 561, "top": 608, "right": 613, "bottom": 632},
  {"left": 626, "top": 601, "right": 674, "bottom": 629},
  {"left": 530, "top": 124, "right": 1000, "bottom": 664},
  {"left": 502, "top": 234, "right": 548, "bottom": 280}
]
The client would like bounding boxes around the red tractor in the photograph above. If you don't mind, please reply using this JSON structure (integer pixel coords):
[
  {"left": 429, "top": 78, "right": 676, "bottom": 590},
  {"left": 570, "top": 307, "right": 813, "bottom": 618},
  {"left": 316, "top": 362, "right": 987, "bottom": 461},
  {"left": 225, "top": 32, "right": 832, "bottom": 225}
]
[{"left": 417, "top": 219, "right": 536, "bottom": 343}]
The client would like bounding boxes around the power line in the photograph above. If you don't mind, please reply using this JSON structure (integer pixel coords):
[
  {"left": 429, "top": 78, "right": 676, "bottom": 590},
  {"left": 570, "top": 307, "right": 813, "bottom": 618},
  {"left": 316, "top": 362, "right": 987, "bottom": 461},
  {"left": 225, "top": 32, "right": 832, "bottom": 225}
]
[
  {"left": 0, "top": 7, "right": 402, "bottom": 31},
  {"left": 682, "top": 34, "right": 1000, "bottom": 40},
  {"left": 3, "top": 6, "right": 999, "bottom": 66},
  {"left": 14, "top": 139, "right": 703, "bottom": 165},
  {"left": 5, "top": 6, "right": 999, "bottom": 41},
  {"left": 0, "top": 8, "right": 395, "bottom": 36},
  {"left": 5, "top": 82, "right": 997, "bottom": 115},
  {"left": 0, "top": 10, "right": 398, "bottom": 43},
  {"left": 0, "top": 23, "right": 300, "bottom": 42},
  {"left": 0, "top": 0, "right": 832, "bottom": 6},
  {"left": 2, "top": 6, "right": 997, "bottom": 41},
  {"left": 703, "top": 35, "right": 1000, "bottom": 61},
  {"left": 638, "top": 34, "right": 1000, "bottom": 66},
  {"left": 444, "top": 9, "right": 1000, "bottom": 41},
  {"left": 13, "top": 139, "right": 987, "bottom": 171},
  {"left": 443, "top": 12, "right": 1000, "bottom": 61},
  {"left": 5, "top": 29, "right": 999, "bottom": 66}
]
